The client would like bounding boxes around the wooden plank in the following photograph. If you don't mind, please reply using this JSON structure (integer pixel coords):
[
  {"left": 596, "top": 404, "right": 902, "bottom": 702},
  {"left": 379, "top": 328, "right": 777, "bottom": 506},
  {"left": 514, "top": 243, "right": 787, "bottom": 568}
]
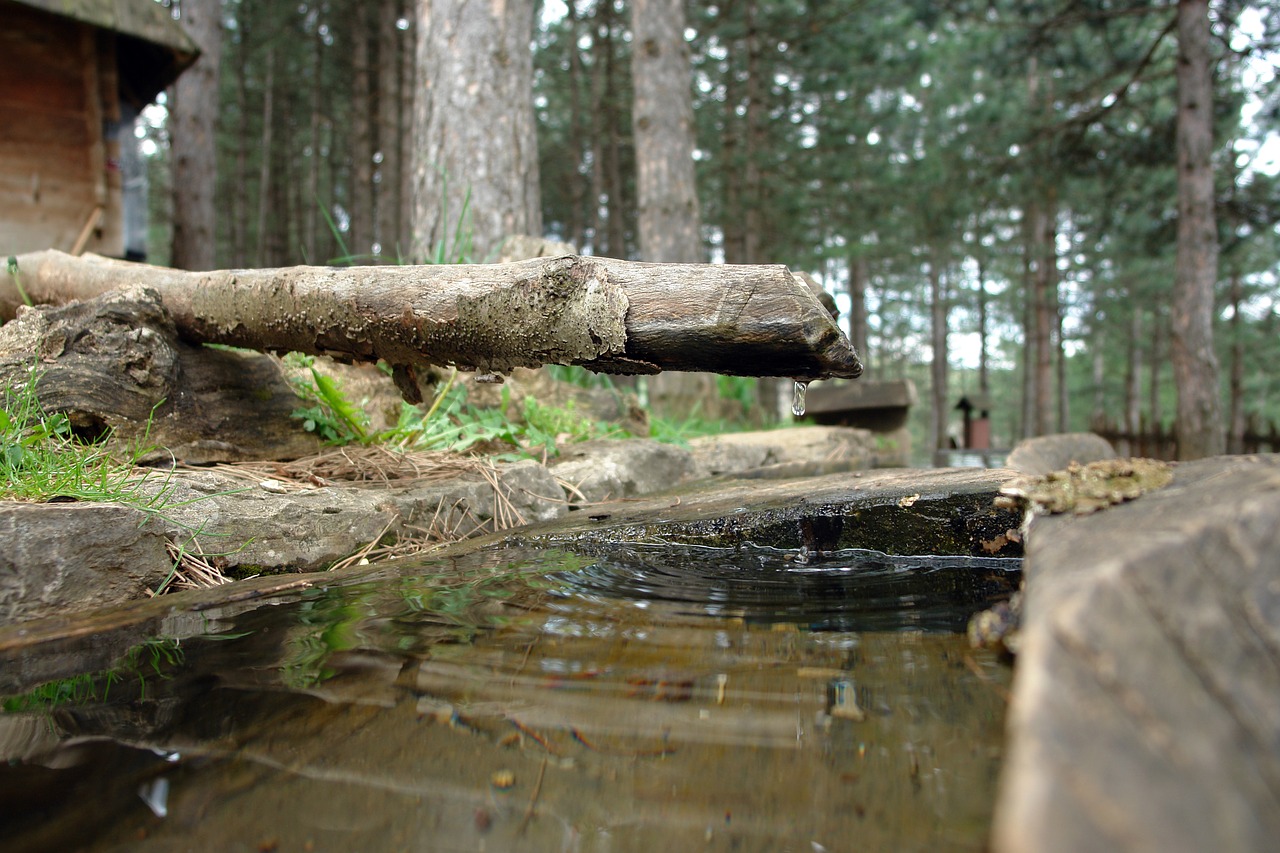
[
  {"left": 11, "top": 0, "right": 199, "bottom": 59},
  {"left": 0, "top": 7, "right": 105, "bottom": 254}
]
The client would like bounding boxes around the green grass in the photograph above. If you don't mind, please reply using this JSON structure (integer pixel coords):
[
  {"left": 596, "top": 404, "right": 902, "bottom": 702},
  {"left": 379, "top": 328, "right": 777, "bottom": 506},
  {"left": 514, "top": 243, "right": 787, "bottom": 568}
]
[
  {"left": 286, "top": 355, "right": 634, "bottom": 460},
  {"left": 5, "top": 256, "right": 32, "bottom": 307},
  {"left": 0, "top": 362, "right": 172, "bottom": 509}
]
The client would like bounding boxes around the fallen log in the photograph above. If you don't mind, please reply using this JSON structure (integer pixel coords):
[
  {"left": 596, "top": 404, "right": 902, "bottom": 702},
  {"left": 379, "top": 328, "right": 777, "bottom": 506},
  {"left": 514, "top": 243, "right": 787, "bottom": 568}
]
[{"left": 2, "top": 251, "right": 862, "bottom": 382}]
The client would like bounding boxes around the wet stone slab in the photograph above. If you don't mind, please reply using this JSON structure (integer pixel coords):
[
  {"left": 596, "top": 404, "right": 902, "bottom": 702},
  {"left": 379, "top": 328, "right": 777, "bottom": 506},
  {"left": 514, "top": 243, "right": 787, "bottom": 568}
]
[
  {"left": 507, "top": 465, "right": 1025, "bottom": 559},
  {"left": 994, "top": 453, "right": 1280, "bottom": 853}
]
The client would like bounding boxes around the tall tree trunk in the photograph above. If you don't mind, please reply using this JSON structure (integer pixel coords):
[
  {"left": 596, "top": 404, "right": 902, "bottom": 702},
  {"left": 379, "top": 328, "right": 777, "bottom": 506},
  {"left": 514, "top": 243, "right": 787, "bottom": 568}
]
[
  {"left": 398, "top": 0, "right": 416, "bottom": 258},
  {"left": 350, "top": 5, "right": 375, "bottom": 260},
  {"left": 255, "top": 47, "right": 275, "bottom": 268},
  {"left": 169, "top": 0, "right": 222, "bottom": 271},
  {"left": 306, "top": 6, "right": 324, "bottom": 263},
  {"left": 412, "top": 0, "right": 541, "bottom": 261},
  {"left": 1020, "top": 258, "right": 1033, "bottom": 440},
  {"left": 377, "top": 0, "right": 404, "bottom": 259},
  {"left": 720, "top": 38, "right": 745, "bottom": 266},
  {"left": 848, "top": 252, "right": 869, "bottom": 370},
  {"left": 1056, "top": 274, "right": 1068, "bottom": 433},
  {"left": 1149, "top": 306, "right": 1163, "bottom": 435},
  {"left": 976, "top": 257, "right": 988, "bottom": 396},
  {"left": 1171, "top": 0, "right": 1225, "bottom": 459},
  {"left": 1028, "top": 194, "right": 1056, "bottom": 437},
  {"left": 632, "top": 0, "right": 710, "bottom": 420},
  {"left": 1123, "top": 307, "right": 1142, "bottom": 457},
  {"left": 1228, "top": 273, "right": 1245, "bottom": 454},
  {"left": 563, "top": 0, "right": 587, "bottom": 251},
  {"left": 928, "top": 258, "right": 949, "bottom": 455},
  {"left": 587, "top": 10, "right": 609, "bottom": 255},
  {"left": 1090, "top": 340, "right": 1106, "bottom": 432},
  {"left": 1022, "top": 57, "right": 1059, "bottom": 438},
  {"left": 632, "top": 0, "right": 702, "bottom": 263},
  {"left": 602, "top": 6, "right": 627, "bottom": 258},
  {"left": 741, "top": 1, "right": 765, "bottom": 265},
  {"left": 231, "top": 14, "right": 250, "bottom": 267}
]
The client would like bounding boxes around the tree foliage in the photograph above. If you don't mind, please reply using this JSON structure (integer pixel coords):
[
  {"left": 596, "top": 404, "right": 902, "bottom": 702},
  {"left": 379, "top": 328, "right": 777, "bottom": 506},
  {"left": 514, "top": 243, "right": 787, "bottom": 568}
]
[{"left": 141, "top": 0, "right": 1279, "bottom": 458}]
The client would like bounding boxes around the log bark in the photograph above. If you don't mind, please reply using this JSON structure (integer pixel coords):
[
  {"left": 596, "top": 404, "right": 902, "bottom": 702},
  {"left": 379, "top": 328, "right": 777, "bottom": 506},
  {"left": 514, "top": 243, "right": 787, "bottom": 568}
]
[
  {"left": 0, "top": 286, "right": 321, "bottom": 463},
  {"left": 3, "top": 251, "right": 863, "bottom": 382}
]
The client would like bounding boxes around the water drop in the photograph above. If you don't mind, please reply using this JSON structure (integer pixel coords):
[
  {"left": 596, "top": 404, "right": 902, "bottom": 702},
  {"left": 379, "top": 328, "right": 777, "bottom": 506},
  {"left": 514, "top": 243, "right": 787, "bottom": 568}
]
[
  {"left": 474, "top": 371, "right": 505, "bottom": 384},
  {"left": 791, "top": 380, "right": 808, "bottom": 417}
]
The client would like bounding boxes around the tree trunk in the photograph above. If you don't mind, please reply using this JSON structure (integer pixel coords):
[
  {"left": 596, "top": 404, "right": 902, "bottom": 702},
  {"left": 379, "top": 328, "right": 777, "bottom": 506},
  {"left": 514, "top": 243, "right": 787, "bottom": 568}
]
[
  {"left": 377, "top": 0, "right": 405, "bottom": 259},
  {"left": 741, "top": 0, "right": 765, "bottom": 265},
  {"left": 848, "top": 253, "right": 869, "bottom": 370},
  {"left": 1090, "top": 342, "right": 1106, "bottom": 432},
  {"left": 5, "top": 251, "right": 863, "bottom": 384},
  {"left": 1124, "top": 307, "right": 1142, "bottom": 457},
  {"left": 411, "top": 0, "right": 542, "bottom": 261},
  {"left": 1149, "top": 306, "right": 1163, "bottom": 435},
  {"left": 231, "top": 14, "right": 251, "bottom": 267},
  {"left": 602, "top": 6, "right": 627, "bottom": 258},
  {"left": 928, "top": 259, "right": 949, "bottom": 454},
  {"left": 398, "top": 0, "right": 416, "bottom": 258},
  {"left": 587, "top": 12, "right": 608, "bottom": 255},
  {"left": 1020, "top": 254, "right": 1033, "bottom": 440},
  {"left": 1056, "top": 274, "right": 1068, "bottom": 434},
  {"left": 1028, "top": 194, "right": 1056, "bottom": 437},
  {"left": 306, "top": 8, "right": 324, "bottom": 263},
  {"left": 563, "top": 0, "right": 587, "bottom": 252},
  {"left": 632, "top": 0, "right": 702, "bottom": 264},
  {"left": 256, "top": 47, "right": 275, "bottom": 268},
  {"left": 350, "top": 5, "right": 375, "bottom": 260},
  {"left": 169, "top": 0, "right": 222, "bottom": 271},
  {"left": 976, "top": 257, "right": 988, "bottom": 396},
  {"left": 632, "top": 0, "right": 713, "bottom": 420},
  {"left": 1228, "top": 272, "right": 1245, "bottom": 454},
  {"left": 1171, "top": 0, "right": 1225, "bottom": 459}
]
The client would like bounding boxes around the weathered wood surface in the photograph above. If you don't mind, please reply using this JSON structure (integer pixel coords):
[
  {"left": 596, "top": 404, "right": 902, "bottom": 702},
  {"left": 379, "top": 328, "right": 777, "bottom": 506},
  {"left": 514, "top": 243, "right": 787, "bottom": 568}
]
[
  {"left": 3, "top": 250, "right": 863, "bottom": 381},
  {"left": 994, "top": 454, "right": 1280, "bottom": 853},
  {"left": 0, "top": 286, "right": 321, "bottom": 463}
]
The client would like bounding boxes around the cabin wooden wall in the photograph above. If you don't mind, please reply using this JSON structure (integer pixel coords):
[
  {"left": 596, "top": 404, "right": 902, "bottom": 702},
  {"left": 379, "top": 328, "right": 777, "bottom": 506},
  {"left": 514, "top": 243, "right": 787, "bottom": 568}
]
[{"left": 1, "top": 3, "right": 124, "bottom": 256}]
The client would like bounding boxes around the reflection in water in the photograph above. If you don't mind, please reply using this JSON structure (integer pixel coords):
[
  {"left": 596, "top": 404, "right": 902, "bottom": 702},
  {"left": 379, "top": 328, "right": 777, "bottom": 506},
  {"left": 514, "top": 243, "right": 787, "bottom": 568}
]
[{"left": 0, "top": 545, "right": 1017, "bottom": 851}]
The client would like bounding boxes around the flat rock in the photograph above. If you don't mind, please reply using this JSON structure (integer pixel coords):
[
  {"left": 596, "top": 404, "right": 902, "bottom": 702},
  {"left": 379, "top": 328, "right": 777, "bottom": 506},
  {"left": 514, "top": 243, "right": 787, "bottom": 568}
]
[
  {"left": 687, "top": 425, "right": 876, "bottom": 479},
  {"left": 549, "top": 438, "right": 694, "bottom": 504},
  {"left": 1005, "top": 432, "right": 1116, "bottom": 476},
  {"left": 994, "top": 453, "right": 1280, "bottom": 853},
  {"left": 0, "top": 459, "right": 568, "bottom": 625},
  {"left": 141, "top": 458, "right": 568, "bottom": 575},
  {"left": 0, "top": 503, "right": 170, "bottom": 623}
]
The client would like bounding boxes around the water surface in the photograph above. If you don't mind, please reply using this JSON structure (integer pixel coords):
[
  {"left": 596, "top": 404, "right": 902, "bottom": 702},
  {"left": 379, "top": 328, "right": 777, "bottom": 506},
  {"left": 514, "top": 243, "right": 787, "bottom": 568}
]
[{"left": 0, "top": 544, "right": 1018, "bottom": 851}]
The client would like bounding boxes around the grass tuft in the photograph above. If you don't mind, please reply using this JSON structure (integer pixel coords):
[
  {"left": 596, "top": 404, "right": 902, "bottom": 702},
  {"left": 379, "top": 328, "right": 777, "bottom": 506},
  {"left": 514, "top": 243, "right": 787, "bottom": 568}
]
[{"left": 1, "top": 362, "right": 171, "bottom": 509}]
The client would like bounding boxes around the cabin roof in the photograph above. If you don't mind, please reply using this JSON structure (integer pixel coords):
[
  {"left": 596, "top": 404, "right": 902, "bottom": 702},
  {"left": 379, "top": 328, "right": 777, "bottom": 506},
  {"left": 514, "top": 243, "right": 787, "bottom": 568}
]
[{"left": 10, "top": 0, "right": 199, "bottom": 102}]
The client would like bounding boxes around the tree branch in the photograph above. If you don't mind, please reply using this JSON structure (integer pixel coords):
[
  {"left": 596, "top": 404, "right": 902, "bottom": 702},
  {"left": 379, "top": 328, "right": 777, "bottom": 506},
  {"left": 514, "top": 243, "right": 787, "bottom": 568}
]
[{"left": 2, "top": 251, "right": 863, "bottom": 381}]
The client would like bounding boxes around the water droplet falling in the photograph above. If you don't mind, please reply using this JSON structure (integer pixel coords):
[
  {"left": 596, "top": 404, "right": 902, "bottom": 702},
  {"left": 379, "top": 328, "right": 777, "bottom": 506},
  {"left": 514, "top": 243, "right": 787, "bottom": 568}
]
[{"left": 792, "top": 380, "right": 808, "bottom": 417}]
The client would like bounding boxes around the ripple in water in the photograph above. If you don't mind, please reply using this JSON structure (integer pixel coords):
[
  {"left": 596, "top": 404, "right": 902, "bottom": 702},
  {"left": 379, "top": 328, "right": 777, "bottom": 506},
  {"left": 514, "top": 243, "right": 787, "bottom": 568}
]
[{"left": 553, "top": 543, "right": 1021, "bottom": 633}]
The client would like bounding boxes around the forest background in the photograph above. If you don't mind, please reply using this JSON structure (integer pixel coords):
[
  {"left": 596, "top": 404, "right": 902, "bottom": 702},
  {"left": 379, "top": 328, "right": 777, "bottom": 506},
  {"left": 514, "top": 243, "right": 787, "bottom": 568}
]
[{"left": 139, "top": 0, "right": 1280, "bottom": 464}]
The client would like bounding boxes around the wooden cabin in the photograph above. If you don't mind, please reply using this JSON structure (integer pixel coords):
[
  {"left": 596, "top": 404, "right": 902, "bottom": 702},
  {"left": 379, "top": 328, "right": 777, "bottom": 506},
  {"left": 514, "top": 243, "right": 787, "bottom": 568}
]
[{"left": 1, "top": 0, "right": 196, "bottom": 257}]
